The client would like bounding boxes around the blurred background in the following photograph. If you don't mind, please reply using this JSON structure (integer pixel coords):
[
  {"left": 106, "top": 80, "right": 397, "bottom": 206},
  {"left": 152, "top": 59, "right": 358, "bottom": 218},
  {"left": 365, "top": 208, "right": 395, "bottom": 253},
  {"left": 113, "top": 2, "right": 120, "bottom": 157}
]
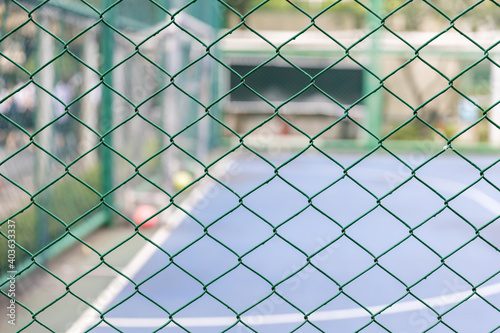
[{"left": 1, "top": 0, "right": 500, "bottom": 331}]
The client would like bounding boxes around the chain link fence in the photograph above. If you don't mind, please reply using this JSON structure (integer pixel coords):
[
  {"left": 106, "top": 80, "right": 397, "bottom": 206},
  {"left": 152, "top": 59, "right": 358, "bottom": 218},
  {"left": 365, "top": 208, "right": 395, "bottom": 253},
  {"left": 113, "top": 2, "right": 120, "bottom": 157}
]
[{"left": 1, "top": 0, "right": 500, "bottom": 332}]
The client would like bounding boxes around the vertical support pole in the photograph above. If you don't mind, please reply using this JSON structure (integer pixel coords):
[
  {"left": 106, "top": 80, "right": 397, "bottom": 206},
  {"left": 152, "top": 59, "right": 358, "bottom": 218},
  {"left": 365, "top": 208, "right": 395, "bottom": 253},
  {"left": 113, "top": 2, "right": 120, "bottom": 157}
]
[
  {"left": 209, "top": 2, "right": 223, "bottom": 150},
  {"left": 158, "top": 36, "right": 167, "bottom": 185},
  {"left": 163, "top": 26, "right": 181, "bottom": 193},
  {"left": 197, "top": 53, "right": 210, "bottom": 172},
  {"left": 154, "top": 8, "right": 167, "bottom": 183},
  {"left": 80, "top": 28, "right": 99, "bottom": 157},
  {"left": 36, "top": 13, "right": 54, "bottom": 258},
  {"left": 100, "top": 2, "right": 115, "bottom": 225},
  {"left": 489, "top": 58, "right": 500, "bottom": 146},
  {"left": 112, "top": 40, "right": 126, "bottom": 164},
  {"left": 363, "top": 0, "right": 384, "bottom": 147},
  {"left": 0, "top": 0, "right": 10, "bottom": 76}
]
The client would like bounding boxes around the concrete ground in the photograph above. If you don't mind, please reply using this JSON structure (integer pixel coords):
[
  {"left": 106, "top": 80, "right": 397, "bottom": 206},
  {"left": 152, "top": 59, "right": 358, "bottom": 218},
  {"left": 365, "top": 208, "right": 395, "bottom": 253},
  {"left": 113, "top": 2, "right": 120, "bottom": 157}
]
[{"left": 0, "top": 223, "right": 158, "bottom": 333}]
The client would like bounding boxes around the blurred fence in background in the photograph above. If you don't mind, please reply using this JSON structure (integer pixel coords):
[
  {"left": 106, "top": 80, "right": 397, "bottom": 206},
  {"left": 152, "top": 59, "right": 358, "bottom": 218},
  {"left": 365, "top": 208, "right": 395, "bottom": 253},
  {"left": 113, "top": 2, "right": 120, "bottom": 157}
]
[{"left": 0, "top": 0, "right": 223, "bottom": 284}]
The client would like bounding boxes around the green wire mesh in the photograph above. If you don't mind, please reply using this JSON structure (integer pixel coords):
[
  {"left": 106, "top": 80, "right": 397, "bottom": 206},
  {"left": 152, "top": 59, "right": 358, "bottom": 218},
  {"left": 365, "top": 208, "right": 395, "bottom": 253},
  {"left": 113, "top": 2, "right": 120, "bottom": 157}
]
[{"left": 1, "top": 0, "right": 500, "bottom": 332}]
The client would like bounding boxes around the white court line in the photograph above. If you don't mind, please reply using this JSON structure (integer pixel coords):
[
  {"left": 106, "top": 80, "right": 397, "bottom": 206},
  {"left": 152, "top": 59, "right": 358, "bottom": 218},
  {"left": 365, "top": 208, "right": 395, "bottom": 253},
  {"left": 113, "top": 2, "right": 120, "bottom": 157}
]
[
  {"left": 66, "top": 160, "right": 236, "bottom": 333},
  {"left": 100, "top": 281, "right": 500, "bottom": 328},
  {"left": 426, "top": 176, "right": 500, "bottom": 216},
  {"left": 101, "top": 176, "right": 500, "bottom": 329},
  {"left": 69, "top": 168, "right": 500, "bottom": 331}
]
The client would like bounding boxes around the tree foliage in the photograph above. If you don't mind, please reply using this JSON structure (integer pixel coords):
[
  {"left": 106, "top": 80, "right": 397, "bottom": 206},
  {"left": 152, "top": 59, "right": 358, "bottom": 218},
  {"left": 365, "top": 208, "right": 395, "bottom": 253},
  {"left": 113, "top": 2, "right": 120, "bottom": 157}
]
[{"left": 222, "top": 0, "right": 500, "bottom": 31}]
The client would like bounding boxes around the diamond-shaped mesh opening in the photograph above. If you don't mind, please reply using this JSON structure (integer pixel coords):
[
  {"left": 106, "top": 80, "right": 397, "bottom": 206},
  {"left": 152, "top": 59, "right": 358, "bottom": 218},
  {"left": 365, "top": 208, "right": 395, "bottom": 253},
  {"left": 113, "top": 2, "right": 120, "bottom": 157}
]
[
  {"left": 347, "top": 149, "right": 411, "bottom": 196},
  {"left": 446, "top": 239, "right": 500, "bottom": 285},
  {"left": 245, "top": 2, "right": 313, "bottom": 40},
  {"left": 443, "top": 296, "right": 500, "bottom": 332},
  {"left": 0, "top": 23, "right": 37, "bottom": 77},
  {"left": 310, "top": 236, "right": 373, "bottom": 286},
  {"left": 277, "top": 207, "right": 342, "bottom": 255},
  {"left": 343, "top": 265, "right": 407, "bottom": 308},
  {"left": 208, "top": 206, "right": 273, "bottom": 255},
  {"left": 347, "top": 207, "right": 409, "bottom": 256},
  {"left": 378, "top": 237, "right": 441, "bottom": 285},
  {"left": 208, "top": 265, "right": 270, "bottom": 314},
  {"left": 423, "top": 0, "right": 485, "bottom": 23},
  {"left": 414, "top": 208, "right": 476, "bottom": 257},
  {"left": 276, "top": 264, "right": 338, "bottom": 314},
  {"left": 35, "top": 174, "right": 100, "bottom": 224},
  {"left": 420, "top": 34, "right": 485, "bottom": 79},
  {"left": 243, "top": 235, "right": 305, "bottom": 283},
  {"left": 280, "top": 24, "right": 345, "bottom": 51},
  {"left": 314, "top": 177, "right": 377, "bottom": 225},
  {"left": 243, "top": 176, "right": 309, "bottom": 226},
  {"left": 384, "top": 0, "right": 432, "bottom": 31},
  {"left": 448, "top": 179, "right": 500, "bottom": 228},
  {"left": 2, "top": 1, "right": 500, "bottom": 332},
  {"left": 385, "top": 57, "right": 451, "bottom": 110},
  {"left": 382, "top": 178, "right": 444, "bottom": 228}
]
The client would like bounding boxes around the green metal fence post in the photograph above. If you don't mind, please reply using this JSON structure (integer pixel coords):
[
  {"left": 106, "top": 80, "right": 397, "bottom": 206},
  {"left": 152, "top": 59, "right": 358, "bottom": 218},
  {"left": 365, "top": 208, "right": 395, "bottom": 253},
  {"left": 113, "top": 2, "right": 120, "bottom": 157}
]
[
  {"left": 80, "top": 28, "right": 99, "bottom": 157},
  {"left": 162, "top": 1, "right": 182, "bottom": 193},
  {"left": 209, "top": 2, "right": 224, "bottom": 151},
  {"left": 100, "top": 1, "right": 116, "bottom": 225},
  {"left": 0, "top": 0, "right": 10, "bottom": 77},
  {"left": 35, "top": 12, "right": 54, "bottom": 261},
  {"left": 363, "top": 0, "right": 384, "bottom": 147}
]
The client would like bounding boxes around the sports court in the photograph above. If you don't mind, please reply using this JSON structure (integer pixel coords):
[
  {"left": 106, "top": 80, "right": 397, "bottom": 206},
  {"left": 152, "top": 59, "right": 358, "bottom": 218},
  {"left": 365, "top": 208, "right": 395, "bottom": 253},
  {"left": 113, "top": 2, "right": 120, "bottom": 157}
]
[
  {"left": 65, "top": 152, "right": 500, "bottom": 333},
  {"left": 1, "top": 1, "right": 500, "bottom": 333}
]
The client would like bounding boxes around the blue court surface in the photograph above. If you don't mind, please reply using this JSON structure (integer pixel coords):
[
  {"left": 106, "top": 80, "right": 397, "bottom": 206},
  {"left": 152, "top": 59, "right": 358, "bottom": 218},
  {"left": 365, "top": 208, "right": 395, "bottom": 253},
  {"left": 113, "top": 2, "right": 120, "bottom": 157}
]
[{"left": 68, "top": 151, "right": 500, "bottom": 333}]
